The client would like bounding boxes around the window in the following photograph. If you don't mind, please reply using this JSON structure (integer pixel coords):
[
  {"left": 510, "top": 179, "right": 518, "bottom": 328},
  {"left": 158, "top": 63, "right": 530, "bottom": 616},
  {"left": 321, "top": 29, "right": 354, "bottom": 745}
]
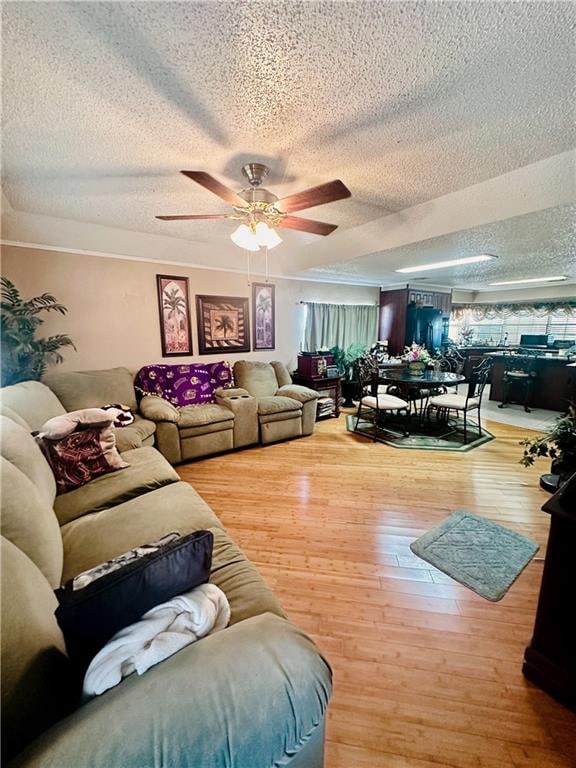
[{"left": 450, "top": 307, "right": 576, "bottom": 344}]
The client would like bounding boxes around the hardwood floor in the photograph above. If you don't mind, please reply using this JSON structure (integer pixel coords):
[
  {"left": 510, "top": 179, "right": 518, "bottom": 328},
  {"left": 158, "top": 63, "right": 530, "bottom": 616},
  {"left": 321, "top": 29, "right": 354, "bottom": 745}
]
[{"left": 178, "top": 415, "right": 576, "bottom": 768}]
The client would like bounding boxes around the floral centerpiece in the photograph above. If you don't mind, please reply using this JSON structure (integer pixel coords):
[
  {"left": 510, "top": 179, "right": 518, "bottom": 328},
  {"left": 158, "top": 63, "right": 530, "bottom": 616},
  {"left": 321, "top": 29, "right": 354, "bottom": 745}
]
[{"left": 402, "top": 343, "right": 432, "bottom": 374}]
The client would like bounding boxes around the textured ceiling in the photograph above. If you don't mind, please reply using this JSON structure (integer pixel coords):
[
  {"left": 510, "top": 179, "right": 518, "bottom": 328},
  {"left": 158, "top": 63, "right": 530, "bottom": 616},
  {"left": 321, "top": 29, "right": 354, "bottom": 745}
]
[
  {"left": 1, "top": 1, "right": 575, "bottom": 286},
  {"left": 304, "top": 204, "right": 576, "bottom": 288}
]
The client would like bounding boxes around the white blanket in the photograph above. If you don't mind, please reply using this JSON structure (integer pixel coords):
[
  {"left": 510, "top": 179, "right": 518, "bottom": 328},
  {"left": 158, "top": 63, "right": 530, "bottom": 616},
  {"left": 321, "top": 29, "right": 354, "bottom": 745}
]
[{"left": 83, "top": 583, "right": 230, "bottom": 698}]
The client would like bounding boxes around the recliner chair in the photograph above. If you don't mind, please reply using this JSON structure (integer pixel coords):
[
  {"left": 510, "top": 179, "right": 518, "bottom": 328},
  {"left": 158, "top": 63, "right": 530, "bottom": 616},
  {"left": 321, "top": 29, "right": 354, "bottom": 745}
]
[{"left": 233, "top": 361, "right": 319, "bottom": 445}]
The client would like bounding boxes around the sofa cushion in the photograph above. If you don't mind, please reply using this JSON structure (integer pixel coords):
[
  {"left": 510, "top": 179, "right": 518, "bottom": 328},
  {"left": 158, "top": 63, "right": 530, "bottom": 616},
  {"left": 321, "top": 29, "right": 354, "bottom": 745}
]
[
  {"left": 44, "top": 367, "right": 138, "bottom": 411},
  {"left": 10, "top": 614, "right": 331, "bottom": 768},
  {"left": 234, "top": 361, "right": 279, "bottom": 399},
  {"left": 53, "top": 447, "right": 180, "bottom": 526},
  {"left": 60, "top": 481, "right": 224, "bottom": 583},
  {"left": 0, "top": 415, "right": 56, "bottom": 506},
  {"left": 178, "top": 403, "right": 235, "bottom": 429},
  {"left": 0, "top": 403, "right": 30, "bottom": 430},
  {"left": 0, "top": 458, "right": 63, "bottom": 588},
  {"left": 209, "top": 527, "right": 284, "bottom": 624},
  {"left": 1, "top": 537, "right": 75, "bottom": 763},
  {"left": 179, "top": 419, "right": 234, "bottom": 440},
  {"left": 257, "top": 395, "right": 302, "bottom": 416},
  {"left": 113, "top": 415, "right": 156, "bottom": 452},
  {"left": 0, "top": 380, "right": 66, "bottom": 431}
]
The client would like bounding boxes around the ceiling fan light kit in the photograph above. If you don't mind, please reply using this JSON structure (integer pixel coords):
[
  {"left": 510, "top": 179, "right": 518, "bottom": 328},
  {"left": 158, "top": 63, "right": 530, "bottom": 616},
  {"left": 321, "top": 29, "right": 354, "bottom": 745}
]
[{"left": 156, "top": 163, "right": 351, "bottom": 251}]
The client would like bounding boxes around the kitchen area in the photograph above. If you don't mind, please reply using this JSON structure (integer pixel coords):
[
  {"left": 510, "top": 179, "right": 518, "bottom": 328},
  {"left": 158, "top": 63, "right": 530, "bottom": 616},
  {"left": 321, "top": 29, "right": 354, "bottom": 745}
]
[{"left": 379, "top": 286, "right": 576, "bottom": 413}]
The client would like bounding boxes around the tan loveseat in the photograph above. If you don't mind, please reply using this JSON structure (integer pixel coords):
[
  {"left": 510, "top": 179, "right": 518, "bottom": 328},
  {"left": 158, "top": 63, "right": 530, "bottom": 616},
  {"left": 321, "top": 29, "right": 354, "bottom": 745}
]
[
  {"left": 0, "top": 381, "right": 331, "bottom": 767},
  {"left": 233, "top": 361, "right": 319, "bottom": 445}
]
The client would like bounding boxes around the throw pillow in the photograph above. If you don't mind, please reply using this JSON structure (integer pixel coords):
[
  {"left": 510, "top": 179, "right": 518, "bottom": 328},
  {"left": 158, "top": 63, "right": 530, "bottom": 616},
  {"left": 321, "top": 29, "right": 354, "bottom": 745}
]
[
  {"left": 37, "top": 408, "right": 114, "bottom": 440},
  {"left": 37, "top": 409, "right": 128, "bottom": 494},
  {"left": 55, "top": 529, "right": 214, "bottom": 673}
]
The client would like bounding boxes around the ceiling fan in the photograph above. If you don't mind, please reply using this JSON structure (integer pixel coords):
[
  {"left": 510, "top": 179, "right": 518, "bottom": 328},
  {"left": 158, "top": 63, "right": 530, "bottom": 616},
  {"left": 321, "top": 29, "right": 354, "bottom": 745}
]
[{"left": 156, "top": 163, "right": 351, "bottom": 251}]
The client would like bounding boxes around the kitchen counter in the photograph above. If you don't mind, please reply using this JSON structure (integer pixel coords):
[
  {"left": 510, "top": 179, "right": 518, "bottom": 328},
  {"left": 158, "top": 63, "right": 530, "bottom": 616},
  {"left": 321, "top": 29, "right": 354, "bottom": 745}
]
[{"left": 487, "top": 353, "right": 575, "bottom": 412}]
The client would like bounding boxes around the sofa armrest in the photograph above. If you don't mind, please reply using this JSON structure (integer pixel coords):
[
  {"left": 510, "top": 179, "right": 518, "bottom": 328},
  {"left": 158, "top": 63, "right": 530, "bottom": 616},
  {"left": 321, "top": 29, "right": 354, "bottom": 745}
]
[
  {"left": 138, "top": 395, "right": 179, "bottom": 423},
  {"left": 215, "top": 392, "right": 258, "bottom": 449},
  {"left": 213, "top": 387, "right": 250, "bottom": 399},
  {"left": 12, "top": 614, "right": 331, "bottom": 768},
  {"left": 277, "top": 384, "right": 319, "bottom": 404}
]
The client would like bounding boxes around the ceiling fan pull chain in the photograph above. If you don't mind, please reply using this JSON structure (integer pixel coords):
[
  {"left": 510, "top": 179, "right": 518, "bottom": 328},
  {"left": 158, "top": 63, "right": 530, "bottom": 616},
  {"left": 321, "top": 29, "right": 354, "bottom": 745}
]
[
  {"left": 265, "top": 245, "right": 269, "bottom": 284},
  {"left": 246, "top": 249, "right": 251, "bottom": 286}
]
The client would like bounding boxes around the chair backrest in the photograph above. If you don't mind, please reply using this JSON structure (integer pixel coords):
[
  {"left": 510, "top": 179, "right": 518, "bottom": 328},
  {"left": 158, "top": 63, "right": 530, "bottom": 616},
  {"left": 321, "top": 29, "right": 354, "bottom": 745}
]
[
  {"left": 467, "top": 359, "right": 492, "bottom": 401},
  {"left": 502, "top": 352, "right": 537, "bottom": 375},
  {"left": 233, "top": 361, "right": 279, "bottom": 398},
  {"left": 0, "top": 380, "right": 66, "bottom": 431},
  {"left": 44, "top": 367, "right": 138, "bottom": 411},
  {"left": 352, "top": 356, "right": 378, "bottom": 395}
]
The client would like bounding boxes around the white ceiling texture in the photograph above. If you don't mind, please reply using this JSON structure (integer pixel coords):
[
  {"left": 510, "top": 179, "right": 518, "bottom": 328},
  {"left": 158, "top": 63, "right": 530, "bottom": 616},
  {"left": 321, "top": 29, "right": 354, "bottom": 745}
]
[{"left": 2, "top": 1, "right": 575, "bottom": 290}]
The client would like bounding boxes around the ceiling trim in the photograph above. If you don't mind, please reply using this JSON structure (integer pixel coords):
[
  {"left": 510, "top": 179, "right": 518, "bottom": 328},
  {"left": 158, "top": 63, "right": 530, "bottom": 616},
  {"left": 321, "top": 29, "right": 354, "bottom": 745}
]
[{"left": 0, "top": 240, "right": 383, "bottom": 287}]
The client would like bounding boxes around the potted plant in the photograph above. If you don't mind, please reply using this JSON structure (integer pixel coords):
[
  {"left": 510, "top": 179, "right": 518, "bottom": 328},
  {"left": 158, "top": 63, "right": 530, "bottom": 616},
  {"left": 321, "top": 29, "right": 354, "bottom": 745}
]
[
  {"left": 329, "top": 343, "right": 367, "bottom": 407},
  {"left": 1, "top": 277, "right": 75, "bottom": 386},
  {"left": 402, "top": 343, "right": 432, "bottom": 375},
  {"left": 519, "top": 406, "right": 576, "bottom": 492}
]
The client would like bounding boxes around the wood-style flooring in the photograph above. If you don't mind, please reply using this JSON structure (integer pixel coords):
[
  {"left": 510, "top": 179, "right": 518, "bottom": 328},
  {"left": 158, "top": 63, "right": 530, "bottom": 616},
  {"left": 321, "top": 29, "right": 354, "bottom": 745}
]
[{"left": 178, "top": 415, "right": 576, "bottom": 768}]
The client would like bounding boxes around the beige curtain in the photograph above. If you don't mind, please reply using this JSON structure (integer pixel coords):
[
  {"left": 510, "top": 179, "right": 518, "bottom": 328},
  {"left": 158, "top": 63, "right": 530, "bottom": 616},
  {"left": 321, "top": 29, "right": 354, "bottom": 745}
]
[{"left": 303, "top": 302, "right": 378, "bottom": 352}]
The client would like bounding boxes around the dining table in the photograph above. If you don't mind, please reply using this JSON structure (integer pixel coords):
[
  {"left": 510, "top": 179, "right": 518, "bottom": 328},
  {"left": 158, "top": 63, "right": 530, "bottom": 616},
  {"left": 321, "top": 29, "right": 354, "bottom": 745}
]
[{"left": 377, "top": 368, "right": 467, "bottom": 426}]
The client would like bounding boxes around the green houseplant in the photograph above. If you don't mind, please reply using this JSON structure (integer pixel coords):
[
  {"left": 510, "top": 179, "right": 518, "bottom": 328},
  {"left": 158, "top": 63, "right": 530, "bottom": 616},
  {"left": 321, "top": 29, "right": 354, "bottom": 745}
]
[
  {"left": 520, "top": 406, "right": 576, "bottom": 489},
  {"left": 329, "top": 343, "right": 367, "bottom": 406},
  {"left": 0, "top": 277, "right": 75, "bottom": 386}
]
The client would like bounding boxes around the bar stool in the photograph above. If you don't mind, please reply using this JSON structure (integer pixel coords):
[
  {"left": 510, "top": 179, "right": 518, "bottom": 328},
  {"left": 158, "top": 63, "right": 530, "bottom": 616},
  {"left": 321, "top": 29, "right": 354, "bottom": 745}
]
[{"left": 498, "top": 351, "right": 537, "bottom": 413}]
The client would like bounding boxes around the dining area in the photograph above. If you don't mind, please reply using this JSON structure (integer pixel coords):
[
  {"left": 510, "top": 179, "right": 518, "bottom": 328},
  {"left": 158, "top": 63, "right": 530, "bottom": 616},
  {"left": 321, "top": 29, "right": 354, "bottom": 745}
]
[{"left": 349, "top": 345, "right": 494, "bottom": 451}]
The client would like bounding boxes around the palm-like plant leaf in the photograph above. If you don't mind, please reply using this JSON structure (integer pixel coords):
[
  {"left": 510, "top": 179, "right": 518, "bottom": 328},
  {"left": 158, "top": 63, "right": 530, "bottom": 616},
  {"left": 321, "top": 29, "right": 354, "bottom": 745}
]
[{"left": 0, "top": 278, "right": 75, "bottom": 386}]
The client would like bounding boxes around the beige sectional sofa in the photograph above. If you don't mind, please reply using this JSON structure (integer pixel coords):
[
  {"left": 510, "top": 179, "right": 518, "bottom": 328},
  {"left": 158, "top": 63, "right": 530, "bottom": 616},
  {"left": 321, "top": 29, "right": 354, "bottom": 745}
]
[
  {"left": 0, "top": 380, "right": 331, "bottom": 767},
  {"left": 34, "top": 363, "right": 319, "bottom": 465}
]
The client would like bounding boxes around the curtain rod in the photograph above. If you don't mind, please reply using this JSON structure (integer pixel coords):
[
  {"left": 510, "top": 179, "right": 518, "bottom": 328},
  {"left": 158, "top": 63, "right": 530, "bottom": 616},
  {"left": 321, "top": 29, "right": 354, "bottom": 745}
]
[{"left": 297, "top": 300, "right": 379, "bottom": 306}]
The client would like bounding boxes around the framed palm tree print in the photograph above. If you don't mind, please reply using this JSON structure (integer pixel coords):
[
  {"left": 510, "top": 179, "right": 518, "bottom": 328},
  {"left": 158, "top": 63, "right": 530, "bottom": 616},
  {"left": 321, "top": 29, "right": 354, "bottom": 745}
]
[
  {"left": 196, "top": 295, "right": 250, "bottom": 355},
  {"left": 156, "top": 275, "right": 193, "bottom": 356},
  {"left": 252, "top": 282, "right": 275, "bottom": 350}
]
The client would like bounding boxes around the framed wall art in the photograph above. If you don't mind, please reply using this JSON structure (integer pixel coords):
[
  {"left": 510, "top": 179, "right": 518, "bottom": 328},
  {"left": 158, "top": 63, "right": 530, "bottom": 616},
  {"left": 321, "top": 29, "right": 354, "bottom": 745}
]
[
  {"left": 252, "top": 282, "right": 275, "bottom": 350},
  {"left": 156, "top": 275, "right": 193, "bottom": 356},
  {"left": 196, "top": 295, "right": 250, "bottom": 355}
]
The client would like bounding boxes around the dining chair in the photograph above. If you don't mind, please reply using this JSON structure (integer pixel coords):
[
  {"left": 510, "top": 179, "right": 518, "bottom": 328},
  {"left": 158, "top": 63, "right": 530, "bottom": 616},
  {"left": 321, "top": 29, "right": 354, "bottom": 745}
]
[
  {"left": 354, "top": 368, "right": 410, "bottom": 441},
  {"left": 426, "top": 359, "right": 492, "bottom": 443}
]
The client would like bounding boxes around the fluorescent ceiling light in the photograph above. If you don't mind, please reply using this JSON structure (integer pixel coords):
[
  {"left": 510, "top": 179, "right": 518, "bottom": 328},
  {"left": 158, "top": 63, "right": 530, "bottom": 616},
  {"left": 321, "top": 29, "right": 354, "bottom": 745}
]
[
  {"left": 396, "top": 255, "right": 496, "bottom": 274},
  {"left": 489, "top": 276, "right": 567, "bottom": 286}
]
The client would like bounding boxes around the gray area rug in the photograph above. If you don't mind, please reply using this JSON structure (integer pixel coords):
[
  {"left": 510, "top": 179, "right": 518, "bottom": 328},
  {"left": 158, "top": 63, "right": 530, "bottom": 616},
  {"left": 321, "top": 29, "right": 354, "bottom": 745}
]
[{"left": 410, "top": 511, "right": 539, "bottom": 601}]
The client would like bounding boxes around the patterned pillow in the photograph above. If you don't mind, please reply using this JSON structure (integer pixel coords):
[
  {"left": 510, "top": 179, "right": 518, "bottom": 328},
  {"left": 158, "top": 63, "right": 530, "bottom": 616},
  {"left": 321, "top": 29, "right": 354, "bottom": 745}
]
[{"left": 38, "top": 418, "right": 128, "bottom": 495}]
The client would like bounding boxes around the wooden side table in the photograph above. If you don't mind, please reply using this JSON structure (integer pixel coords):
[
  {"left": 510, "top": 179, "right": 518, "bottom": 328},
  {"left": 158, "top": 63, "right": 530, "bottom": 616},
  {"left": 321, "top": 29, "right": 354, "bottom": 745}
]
[{"left": 292, "top": 374, "right": 341, "bottom": 418}]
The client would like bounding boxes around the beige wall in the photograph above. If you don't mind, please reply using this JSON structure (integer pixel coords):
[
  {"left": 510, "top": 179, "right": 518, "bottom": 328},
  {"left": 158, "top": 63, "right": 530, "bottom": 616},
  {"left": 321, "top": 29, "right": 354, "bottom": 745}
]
[{"left": 0, "top": 245, "right": 378, "bottom": 373}]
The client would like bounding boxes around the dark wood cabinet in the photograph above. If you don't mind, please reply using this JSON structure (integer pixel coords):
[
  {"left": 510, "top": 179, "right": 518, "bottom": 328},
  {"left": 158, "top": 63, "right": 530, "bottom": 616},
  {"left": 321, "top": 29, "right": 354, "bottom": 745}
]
[
  {"left": 292, "top": 373, "right": 341, "bottom": 418},
  {"left": 379, "top": 287, "right": 452, "bottom": 356},
  {"left": 523, "top": 473, "right": 576, "bottom": 710},
  {"left": 379, "top": 288, "right": 408, "bottom": 356}
]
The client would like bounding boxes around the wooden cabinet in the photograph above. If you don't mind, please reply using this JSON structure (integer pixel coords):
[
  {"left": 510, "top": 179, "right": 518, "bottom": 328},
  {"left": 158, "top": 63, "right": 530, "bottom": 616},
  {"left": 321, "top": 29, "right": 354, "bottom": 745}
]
[
  {"left": 379, "top": 287, "right": 452, "bottom": 356},
  {"left": 407, "top": 289, "right": 452, "bottom": 314},
  {"left": 292, "top": 373, "right": 341, "bottom": 418},
  {"left": 523, "top": 473, "right": 576, "bottom": 709}
]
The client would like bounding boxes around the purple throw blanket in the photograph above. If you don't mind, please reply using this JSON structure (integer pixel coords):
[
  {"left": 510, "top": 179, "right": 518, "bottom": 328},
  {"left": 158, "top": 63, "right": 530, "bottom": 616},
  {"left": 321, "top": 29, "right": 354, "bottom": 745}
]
[{"left": 134, "top": 362, "right": 233, "bottom": 408}]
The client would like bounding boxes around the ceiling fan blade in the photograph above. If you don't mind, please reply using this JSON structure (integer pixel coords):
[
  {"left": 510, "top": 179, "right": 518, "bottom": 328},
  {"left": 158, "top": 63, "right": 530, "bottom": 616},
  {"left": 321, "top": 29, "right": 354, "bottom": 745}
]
[
  {"left": 180, "top": 171, "right": 249, "bottom": 208},
  {"left": 274, "top": 179, "right": 351, "bottom": 214},
  {"left": 156, "top": 213, "right": 233, "bottom": 221},
  {"left": 277, "top": 215, "right": 338, "bottom": 236}
]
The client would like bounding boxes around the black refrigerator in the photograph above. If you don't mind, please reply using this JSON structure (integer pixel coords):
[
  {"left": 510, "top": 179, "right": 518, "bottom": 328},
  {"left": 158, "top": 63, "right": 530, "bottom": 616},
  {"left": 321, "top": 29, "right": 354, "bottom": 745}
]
[{"left": 405, "top": 306, "right": 443, "bottom": 353}]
